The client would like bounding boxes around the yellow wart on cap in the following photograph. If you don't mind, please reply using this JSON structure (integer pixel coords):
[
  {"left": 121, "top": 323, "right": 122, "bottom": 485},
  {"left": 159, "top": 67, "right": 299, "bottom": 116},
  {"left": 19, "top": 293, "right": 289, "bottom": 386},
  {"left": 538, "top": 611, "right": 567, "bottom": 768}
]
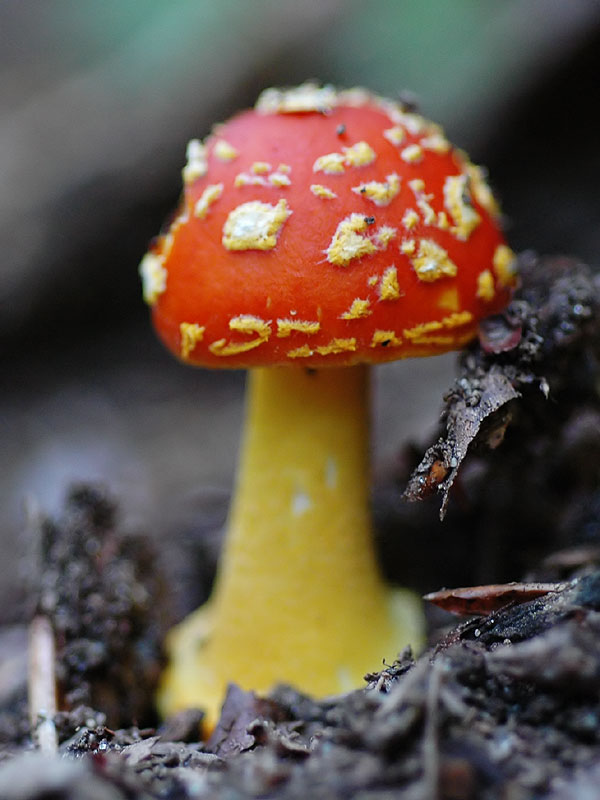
[
  {"left": 213, "top": 139, "right": 239, "bottom": 161},
  {"left": 256, "top": 83, "right": 338, "bottom": 114},
  {"left": 337, "top": 87, "right": 373, "bottom": 107},
  {"left": 310, "top": 184, "right": 337, "bottom": 200},
  {"left": 194, "top": 184, "right": 224, "bottom": 219},
  {"left": 313, "top": 141, "right": 376, "bottom": 175},
  {"left": 287, "top": 344, "right": 314, "bottom": 358},
  {"left": 180, "top": 323, "right": 206, "bottom": 358},
  {"left": 234, "top": 172, "right": 267, "bottom": 187},
  {"left": 182, "top": 139, "right": 208, "bottom": 184},
  {"left": 442, "top": 311, "right": 473, "bottom": 328},
  {"left": 235, "top": 164, "right": 291, "bottom": 187},
  {"left": 340, "top": 298, "right": 372, "bottom": 320},
  {"left": 400, "top": 239, "right": 417, "bottom": 255},
  {"left": 383, "top": 126, "right": 405, "bottom": 147},
  {"left": 476, "top": 269, "right": 496, "bottom": 302},
  {"left": 404, "top": 312, "right": 472, "bottom": 342},
  {"left": 420, "top": 133, "right": 451, "bottom": 154},
  {"left": 251, "top": 162, "right": 271, "bottom": 174},
  {"left": 374, "top": 226, "right": 397, "bottom": 248},
  {"left": 209, "top": 315, "right": 271, "bottom": 356},
  {"left": 402, "top": 209, "right": 420, "bottom": 231},
  {"left": 352, "top": 174, "right": 400, "bottom": 206},
  {"left": 277, "top": 319, "right": 320, "bottom": 337},
  {"left": 443, "top": 175, "right": 481, "bottom": 241},
  {"left": 222, "top": 199, "right": 291, "bottom": 251},
  {"left": 404, "top": 320, "right": 443, "bottom": 339},
  {"left": 401, "top": 144, "right": 424, "bottom": 164},
  {"left": 385, "top": 106, "right": 430, "bottom": 136},
  {"left": 326, "top": 214, "right": 378, "bottom": 266},
  {"left": 313, "top": 153, "right": 346, "bottom": 175},
  {"left": 371, "top": 330, "right": 403, "bottom": 347},
  {"left": 437, "top": 212, "right": 450, "bottom": 230},
  {"left": 268, "top": 172, "right": 292, "bottom": 187},
  {"left": 379, "top": 266, "right": 401, "bottom": 301},
  {"left": 410, "top": 239, "right": 458, "bottom": 282},
  {"left": 466, "top": 163, "right": 501, "bottom": 218},
  {"left": 493, "top": 244, "right": 518, "bottom": 288},
  {"left": 139, "top": 251, "right": 168, "bottom": 305},
  {"left": 408, "top": 180, "right": 437, "bottom": 225},
  {"left": 231, "top": 315, "right": 271, "bottom": 336},
  {"left": 342, "top": 141, "right": 376, "bottom": 167},
  {"left": 316, "top": 338, "right": 357, "bottom": 355}
]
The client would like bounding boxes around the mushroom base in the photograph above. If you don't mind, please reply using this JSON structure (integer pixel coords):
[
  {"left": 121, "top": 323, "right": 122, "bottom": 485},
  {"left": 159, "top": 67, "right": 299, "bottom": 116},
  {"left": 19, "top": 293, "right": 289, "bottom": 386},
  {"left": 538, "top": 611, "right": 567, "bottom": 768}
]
[{"left": 158, "top": 365, "right": 424, "bottom": 727}]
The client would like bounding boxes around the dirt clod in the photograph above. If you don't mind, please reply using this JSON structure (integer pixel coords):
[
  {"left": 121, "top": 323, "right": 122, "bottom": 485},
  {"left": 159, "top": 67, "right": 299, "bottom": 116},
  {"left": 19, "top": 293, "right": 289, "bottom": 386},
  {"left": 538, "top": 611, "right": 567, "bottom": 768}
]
[{"left": 30, "top": 485, "right": 164, "bottom": 731}]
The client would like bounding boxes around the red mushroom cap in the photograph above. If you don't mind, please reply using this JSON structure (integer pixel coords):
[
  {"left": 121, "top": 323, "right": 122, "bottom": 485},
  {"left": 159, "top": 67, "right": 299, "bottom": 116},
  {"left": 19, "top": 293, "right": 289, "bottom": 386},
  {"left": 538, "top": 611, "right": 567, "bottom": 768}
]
[{"left": 140, "top": 84, "right": 517, "bottom": 368}]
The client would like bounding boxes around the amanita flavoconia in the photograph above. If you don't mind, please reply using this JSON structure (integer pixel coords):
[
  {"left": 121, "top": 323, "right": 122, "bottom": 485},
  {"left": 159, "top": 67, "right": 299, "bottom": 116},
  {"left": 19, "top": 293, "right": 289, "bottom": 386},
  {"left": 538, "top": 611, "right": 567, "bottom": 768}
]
[{"left": 140, "top": 84, "right": 517, "bottom": 724}]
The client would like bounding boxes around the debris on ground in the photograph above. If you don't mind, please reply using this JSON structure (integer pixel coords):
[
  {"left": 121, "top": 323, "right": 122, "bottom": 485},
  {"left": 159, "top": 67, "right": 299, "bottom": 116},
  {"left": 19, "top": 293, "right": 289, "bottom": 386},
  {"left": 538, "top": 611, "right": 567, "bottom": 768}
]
[
  {"left": 7, "top": 485, "right": 165, "bottom": 747},
  {"left": 2, "top": 575, "right": 600, "bottom": 798},
  {"left": 405, "top": 253, "right": 600, "bottom": 519},
  {"left": 377, "top": 254, "right": 600, "bottom": 594}
]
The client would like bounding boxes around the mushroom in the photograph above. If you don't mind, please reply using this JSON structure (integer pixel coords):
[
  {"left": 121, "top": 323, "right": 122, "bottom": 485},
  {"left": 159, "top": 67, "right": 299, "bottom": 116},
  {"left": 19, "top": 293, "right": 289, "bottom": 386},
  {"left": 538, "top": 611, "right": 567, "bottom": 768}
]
[{"left": 140, "top": 83, "right": 517, "bottom": 725}]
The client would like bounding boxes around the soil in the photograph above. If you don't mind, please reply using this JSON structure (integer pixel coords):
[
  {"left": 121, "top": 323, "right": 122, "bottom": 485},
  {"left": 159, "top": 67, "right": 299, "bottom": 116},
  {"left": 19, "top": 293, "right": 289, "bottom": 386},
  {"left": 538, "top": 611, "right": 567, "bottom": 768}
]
[{"left": 1, "top": 255, "right": 600, "bottom": 799}]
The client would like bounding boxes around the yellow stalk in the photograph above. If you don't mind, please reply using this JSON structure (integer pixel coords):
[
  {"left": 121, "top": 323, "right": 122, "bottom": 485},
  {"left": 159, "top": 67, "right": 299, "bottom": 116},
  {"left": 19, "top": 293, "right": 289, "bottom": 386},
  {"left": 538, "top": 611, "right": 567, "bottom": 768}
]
[{"left": 158, "top": 365, "right": 423, "bottom": 726}]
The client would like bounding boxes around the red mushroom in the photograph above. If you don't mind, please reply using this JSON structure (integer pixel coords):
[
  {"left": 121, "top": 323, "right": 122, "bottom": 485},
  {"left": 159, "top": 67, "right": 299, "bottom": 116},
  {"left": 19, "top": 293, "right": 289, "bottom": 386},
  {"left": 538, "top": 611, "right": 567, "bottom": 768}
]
[{"left": 140, "top": 83, "right": 517, "bottom": 725}]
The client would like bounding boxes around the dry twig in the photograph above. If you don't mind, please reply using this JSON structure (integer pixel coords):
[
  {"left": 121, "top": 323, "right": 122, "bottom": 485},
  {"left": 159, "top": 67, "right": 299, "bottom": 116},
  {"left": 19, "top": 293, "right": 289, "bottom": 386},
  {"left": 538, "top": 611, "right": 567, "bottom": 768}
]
[{"left": 28, "top": 615, "right": 58, "bottom": 756}]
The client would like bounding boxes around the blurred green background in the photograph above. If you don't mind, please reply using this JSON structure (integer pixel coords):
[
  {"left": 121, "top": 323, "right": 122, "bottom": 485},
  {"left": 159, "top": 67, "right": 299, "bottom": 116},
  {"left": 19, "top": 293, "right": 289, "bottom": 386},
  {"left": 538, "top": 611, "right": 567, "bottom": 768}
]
[{"left": 2, "top": 0, "right": 599, "bottom": 617}]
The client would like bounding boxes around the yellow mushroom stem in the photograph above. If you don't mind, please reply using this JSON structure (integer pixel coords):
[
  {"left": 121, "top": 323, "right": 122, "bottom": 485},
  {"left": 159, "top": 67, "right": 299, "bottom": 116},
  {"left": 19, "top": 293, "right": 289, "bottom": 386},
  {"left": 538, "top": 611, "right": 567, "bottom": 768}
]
[{"left": 158, "top": 364, "right": 424, "bottom": 727}]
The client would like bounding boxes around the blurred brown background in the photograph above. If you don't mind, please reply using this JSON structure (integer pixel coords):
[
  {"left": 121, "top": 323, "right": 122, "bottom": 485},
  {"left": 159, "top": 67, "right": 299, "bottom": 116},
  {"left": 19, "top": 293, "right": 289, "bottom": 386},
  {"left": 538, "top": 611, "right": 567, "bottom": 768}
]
[{"left": 2, "top": 0, "right": 599, "bottom": 618}]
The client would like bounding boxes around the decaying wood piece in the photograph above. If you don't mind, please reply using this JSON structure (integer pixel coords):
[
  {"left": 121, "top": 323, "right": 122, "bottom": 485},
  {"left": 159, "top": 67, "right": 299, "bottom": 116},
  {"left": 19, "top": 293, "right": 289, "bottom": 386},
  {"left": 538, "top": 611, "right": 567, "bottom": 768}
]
[
  {"left": 424, "top": 581, "right": 566, "bottom": 615},
  {"left": 405, "top": 254, "right": 600, "bottom": 517}
]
